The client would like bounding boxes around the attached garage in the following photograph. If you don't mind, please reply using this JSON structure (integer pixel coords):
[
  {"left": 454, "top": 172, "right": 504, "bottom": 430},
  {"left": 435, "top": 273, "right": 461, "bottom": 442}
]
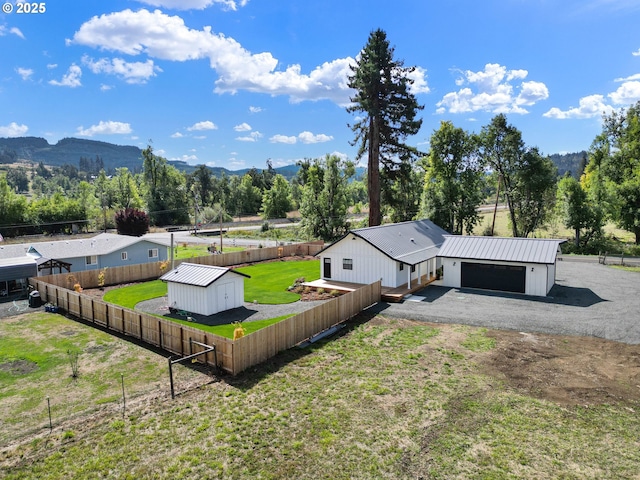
[
  {"left": 160, "top": 263, "right": 250, "bottom": 316},
  {"left": 438, "top": 236, "right": 566, "bottom": 297}
]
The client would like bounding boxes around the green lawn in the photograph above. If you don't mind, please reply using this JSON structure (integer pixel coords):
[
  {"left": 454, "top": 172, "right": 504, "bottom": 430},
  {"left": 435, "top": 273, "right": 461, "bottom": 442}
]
[
  {"left": 102, "top": 260, "right": 320, "bottom": 336},
  {"left": 170, "top": 314, "right": 294, "bottom": 339},
  {"left": 236, "top": 259, "right": 320, "bottom": 304},
  {"left": 103, "top": 280, "right": 167, "bottom": 309}
]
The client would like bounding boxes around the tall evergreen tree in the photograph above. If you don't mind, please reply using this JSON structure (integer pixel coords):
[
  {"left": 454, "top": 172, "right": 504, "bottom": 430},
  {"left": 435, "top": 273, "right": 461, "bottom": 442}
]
[{"left": 347, "top": 29, "right": 423, "bottom": 226}]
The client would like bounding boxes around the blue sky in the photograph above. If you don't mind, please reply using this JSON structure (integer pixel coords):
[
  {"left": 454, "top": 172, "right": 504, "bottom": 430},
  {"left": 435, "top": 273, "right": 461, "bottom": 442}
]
[{"left": 1, "top": 0, "right": 640, "bottom": 170}]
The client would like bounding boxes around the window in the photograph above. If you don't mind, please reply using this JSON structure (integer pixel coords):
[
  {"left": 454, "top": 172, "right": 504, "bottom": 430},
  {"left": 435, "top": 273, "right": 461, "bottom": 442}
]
[
  {"left": 411, "top": 265, "right": 416, "bottom": 273},
  {"left": 399, "top": 263, "right": 404, "bottom": 271},
  {"left": 121, "top": 251, "right": 128, "bottom": 261},
  {"left": 342, "top": 258, "right": 353, "bottom": 270},
  {"left": 148, "top": 248, "right": 158, "bottom": 259},
  {"left": 86, "top": 255, "right": 97, "bottom": 266}
]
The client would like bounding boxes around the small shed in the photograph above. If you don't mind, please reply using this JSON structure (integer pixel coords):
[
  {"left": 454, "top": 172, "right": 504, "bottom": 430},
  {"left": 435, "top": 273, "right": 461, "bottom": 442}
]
[
  {"left": 160, "top": 263, "right": 250, "bottom": 316},
  {"left": 438, "top": 236, "right": 566, "bottom": 296}
]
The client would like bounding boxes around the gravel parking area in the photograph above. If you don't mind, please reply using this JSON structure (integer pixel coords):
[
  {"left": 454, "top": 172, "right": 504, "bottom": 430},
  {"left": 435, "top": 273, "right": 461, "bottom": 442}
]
[{"left": 369, "top": 261, "right": 640, "bottom": 344}]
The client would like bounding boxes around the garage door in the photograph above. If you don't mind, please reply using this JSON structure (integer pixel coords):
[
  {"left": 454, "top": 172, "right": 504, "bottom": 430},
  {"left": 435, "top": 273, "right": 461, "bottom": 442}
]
[{"left": 461, "top": 262, "right": 526, "bottom": 294}]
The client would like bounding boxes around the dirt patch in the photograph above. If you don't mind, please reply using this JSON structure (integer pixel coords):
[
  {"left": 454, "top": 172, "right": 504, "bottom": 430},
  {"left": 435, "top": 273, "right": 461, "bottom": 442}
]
[
  {"left": 0, "top": 359, "right": 39, "bottom": 375},
  {"left": 477, "top": 329, "right": 640, "bottom": 406}
]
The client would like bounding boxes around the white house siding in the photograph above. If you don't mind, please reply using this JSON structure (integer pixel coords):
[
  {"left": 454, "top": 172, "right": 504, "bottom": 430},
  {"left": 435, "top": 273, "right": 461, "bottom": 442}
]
[
  {"left": 546, "top": 263, "right": 556, "bottom": 294},
  {"left": 168, "top": 274, "right": 244, "bottom": 316},
  {"left": 169, "top": 283, "right": 212, "bottom": 315},
  {"left": 441, "top": 258, "right": 551, "bottom": 297},
  {"left": 320, "top": 236, "right": 397, "bottom": 287}
]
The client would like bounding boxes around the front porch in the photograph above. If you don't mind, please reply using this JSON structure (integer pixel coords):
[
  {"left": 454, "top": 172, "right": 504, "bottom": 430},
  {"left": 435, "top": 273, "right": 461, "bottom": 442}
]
[{"left": 304, "top": 274, "right": 439, "bottom": 303}]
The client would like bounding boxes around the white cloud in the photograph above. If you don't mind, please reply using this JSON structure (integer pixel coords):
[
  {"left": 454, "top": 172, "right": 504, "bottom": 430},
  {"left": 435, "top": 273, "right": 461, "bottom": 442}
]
[
  {"left": 234, "top": 122, "right": 252, "bottom": 132},
  {"left": 236, "top": 131, "right": 263, "bottom": 142},
  {"left": 171, "top": 154, "right": 198, "bottom": 162},
  {"left": 543, "top": 94, "right": 614, "bottom": 119},
  {"left": 10, "top": 27, "right": 25, "bottom": 39},
  {"left": 437, "top": 63, "right": 548, "bottom": 115},
  {"left": 298, "top": 131, "right": 333, "bottom": 144},
  {"left": 187, "top": 120, "right": 217, "bottom": 131},
  {"left": 614, "top": 73, "right": 640, "bottom": 82},
  {"left": 100, "top": 84, "right": 113, "bottom": 91},
  {"left": 608, "top": 81, "right": 640, "bottom": 104},
  {"left": 82, "top": 55, "right": 161, "bottom": 84},
  {"left": 49, "top": 64, "right": 82, "bottom": 88},
  {"left": 406, "top": 66, "right": 430, "bottom": 95},
  {"left": 633, "top": 48, "right": 640, "bottom": 56},
  {"left": 137, "top": 0, "right": 248, "bottom": 11},
  {"left": 270, "top": 134, "right": 297, "bottom": 144},
  {"left": 0, "top": 122, "right": 29, "bottom": 137},
  {"left": 68, "top": 9, "right": 369, "bottom": 105},
  {"left": 171, "top": 132, "right": 184, "bottom": 138},
  {"left": 1, "top": 26, "right": 25, "bottom": 39},
  {"left": 47, "top": 63, "right": 58, "bottom": 70},
  {"left": 16, "top": 68, "right": 34, "bottom": 81},
  {"left": 76, "top": 120, "right": 132, "bottom": 136},
  {"left": 249, "top": 106, "right": 263, "bottom": 113}
]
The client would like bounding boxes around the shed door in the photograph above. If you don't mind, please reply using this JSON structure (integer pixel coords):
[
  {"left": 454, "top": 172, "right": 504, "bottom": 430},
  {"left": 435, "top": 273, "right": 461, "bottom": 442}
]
[
  {"left": 461, "top": 262, "right": 526, "bottom": 294},
  {"left": 217, "top": 282, "right": 235, "bottom": 311}
]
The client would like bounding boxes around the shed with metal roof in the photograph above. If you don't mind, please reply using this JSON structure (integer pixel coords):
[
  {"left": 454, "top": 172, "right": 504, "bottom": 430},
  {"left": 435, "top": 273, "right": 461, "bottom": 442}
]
[
  {"left": 160, "top": 263, "right": 249, "bottom": 316},
  {"left": 438, "top": 236, "right": 566, "bottom": 296},
  {"left": 316, "top": 219, "right": 449, "bottom": 289}
]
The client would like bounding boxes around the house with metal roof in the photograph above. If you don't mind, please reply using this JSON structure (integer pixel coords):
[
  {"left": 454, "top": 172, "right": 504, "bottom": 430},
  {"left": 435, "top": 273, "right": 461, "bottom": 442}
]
[
  {"left": 316, "top": 219, "right": 450, "bottom": 289},
  {"left": 437, "top": 235, "right": 566, "bottom": 296},
  {"left": 160, "top": 263, "right": 250, "bottom": 316}
]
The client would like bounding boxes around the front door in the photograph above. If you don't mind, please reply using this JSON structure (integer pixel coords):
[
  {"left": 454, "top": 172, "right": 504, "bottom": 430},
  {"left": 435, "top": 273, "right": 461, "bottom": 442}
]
[{"left": 323, "top": 258, "right": 331, "bottom": 279}]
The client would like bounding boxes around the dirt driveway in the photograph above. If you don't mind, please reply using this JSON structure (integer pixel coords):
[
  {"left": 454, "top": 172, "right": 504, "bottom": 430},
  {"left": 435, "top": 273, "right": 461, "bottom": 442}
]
[{"left": 372, "top": 260, "right": 640, "bottom": 345}]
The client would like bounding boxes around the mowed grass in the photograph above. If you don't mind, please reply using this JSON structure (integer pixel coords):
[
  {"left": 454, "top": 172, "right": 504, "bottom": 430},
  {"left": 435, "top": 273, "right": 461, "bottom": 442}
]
[
  {"left": 170, "top": 314, "right": 294, "bottom": 339},
  {"left": 0, "top": 312, "right": 203, "bottom": 447},
  {"left": 3, "top": 319, "right": 639, "bottom": 479},
  {"left": 103, "top": 280, "right": 167, "bottom": 309},
  {"left": 236, "top": 259, "right": 320, "bottom": 304}
]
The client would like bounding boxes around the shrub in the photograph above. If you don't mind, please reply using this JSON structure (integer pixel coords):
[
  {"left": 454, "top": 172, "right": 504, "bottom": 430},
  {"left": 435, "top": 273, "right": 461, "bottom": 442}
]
[
  {"left": 330, "top": 289, "right": 340, "bottom": 297},
  {"left": 115, "top": 208, "right": 150, "bottom": 236},
  {"left": 233, "top": 322, "right": 246, "bottom": 340}
]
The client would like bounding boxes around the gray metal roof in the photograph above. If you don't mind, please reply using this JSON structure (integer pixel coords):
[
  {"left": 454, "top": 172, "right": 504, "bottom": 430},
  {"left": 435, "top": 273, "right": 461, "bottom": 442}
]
[
  {"left": 438, "top": 236, "right": 566, "bottom": 264},
  {"left": 21, "top": 233, "right": 169, "bottom": 260},
  {"left": 160, "top": 262, "right": 249, "bottom": 287},
  {"left": 348, "top": 219, "right": 450, "bottom": 266}
]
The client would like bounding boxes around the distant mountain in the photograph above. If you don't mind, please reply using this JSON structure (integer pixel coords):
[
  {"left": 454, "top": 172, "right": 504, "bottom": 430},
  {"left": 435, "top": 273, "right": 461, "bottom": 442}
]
[
  {"left": 0, "top": 136, "right": 301, "bottom": 179},
  {"left": 0, "top": 136, "right": 586, "bottom": 181}
]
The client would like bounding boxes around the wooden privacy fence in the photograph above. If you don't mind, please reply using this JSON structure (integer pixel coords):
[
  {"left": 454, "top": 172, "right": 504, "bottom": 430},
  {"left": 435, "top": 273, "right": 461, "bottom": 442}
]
[
  {"left": 30, "top": 277, "right": 380, "bottom": 376},
  {"left": 36, "top": 241, "right": 324, "bottom": 289}
]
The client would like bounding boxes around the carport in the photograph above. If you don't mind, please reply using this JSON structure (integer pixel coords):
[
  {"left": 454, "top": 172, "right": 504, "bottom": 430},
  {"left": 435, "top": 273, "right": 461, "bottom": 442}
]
[{"left": 438, "top": 236, "right": 566, "bottom": 296}]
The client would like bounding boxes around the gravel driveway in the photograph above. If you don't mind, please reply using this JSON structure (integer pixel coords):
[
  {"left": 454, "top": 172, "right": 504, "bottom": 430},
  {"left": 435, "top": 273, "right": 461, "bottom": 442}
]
[{"left": 368, "top": 260, "right": 640, "bottom": 344}]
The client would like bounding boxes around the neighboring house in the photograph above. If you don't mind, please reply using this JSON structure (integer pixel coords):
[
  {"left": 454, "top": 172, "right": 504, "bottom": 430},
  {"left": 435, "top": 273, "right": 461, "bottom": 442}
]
[
  {"left": 160, "top": 263, "right": 250, "bottom": 316},
  {"left": 22, "top": 233, "right": 170, "bottom": 274},
  {"left": 0, "top": 234, "right": 170, "bottom": 283},
  {"left": 437, "top": 235, "right": 566, "bottom": 296},
  {"left": 317, "top": 219, "right": 450, "bottom": 289}
]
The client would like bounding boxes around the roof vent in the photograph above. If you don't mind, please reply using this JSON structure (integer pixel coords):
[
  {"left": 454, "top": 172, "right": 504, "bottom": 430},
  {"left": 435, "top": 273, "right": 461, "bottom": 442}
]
[{"left": 410, "top": 238, "right": 415, "bottom": 243}]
